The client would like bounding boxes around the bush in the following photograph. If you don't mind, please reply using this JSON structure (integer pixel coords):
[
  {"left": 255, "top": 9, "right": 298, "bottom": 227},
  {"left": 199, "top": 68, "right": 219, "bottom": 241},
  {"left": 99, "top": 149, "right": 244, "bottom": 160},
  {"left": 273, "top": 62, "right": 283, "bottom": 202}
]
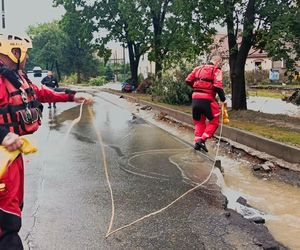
[
  {"left": 150, "top": 66, "right": 194, "bottom": 105},
  {"left": 136, "top": 76, "right": 155, "bottom": 94},
  {"left": 62, "top": 73, "right": 77, "bottom": 85},
  {"left": 88, "top": 76, "right": 107, "bottom": 86},
  {"left": 151, "top": 76, "right": 192, "bottom": 105}
]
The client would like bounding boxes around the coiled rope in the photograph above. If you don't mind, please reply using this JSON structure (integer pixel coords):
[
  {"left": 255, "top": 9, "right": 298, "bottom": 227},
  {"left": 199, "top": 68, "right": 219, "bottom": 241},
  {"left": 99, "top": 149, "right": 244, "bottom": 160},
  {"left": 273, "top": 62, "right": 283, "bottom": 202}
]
[{"left": 84, "top": 103, "right": 225, "bottom": 238}]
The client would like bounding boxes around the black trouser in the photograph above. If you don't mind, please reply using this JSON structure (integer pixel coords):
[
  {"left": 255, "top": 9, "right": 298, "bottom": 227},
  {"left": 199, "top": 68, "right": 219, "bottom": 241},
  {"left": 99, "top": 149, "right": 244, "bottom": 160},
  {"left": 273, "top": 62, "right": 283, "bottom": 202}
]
[
  {"left": 192, "top": 99, "right": 213, "bottom": 121},
  {"left": 0, "top": 210, "right": 23, "bottom": 250},
  {"left": 48, "top": 102, "right": 56, "bottom": 108}
]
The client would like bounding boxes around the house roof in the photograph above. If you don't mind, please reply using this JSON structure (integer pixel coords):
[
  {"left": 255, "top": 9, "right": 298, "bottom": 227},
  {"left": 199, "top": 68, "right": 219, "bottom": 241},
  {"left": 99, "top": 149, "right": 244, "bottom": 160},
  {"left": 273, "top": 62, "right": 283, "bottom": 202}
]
[{"left": 211, "top": 33, "right": 269, "bottom": 59}]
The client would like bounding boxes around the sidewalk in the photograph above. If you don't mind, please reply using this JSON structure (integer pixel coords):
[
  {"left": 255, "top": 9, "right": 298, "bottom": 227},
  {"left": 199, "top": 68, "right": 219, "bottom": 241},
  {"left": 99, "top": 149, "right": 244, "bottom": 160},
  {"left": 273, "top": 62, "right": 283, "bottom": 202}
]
[{"left": 103, "top": 88, "right": 300, "bottom": 167}]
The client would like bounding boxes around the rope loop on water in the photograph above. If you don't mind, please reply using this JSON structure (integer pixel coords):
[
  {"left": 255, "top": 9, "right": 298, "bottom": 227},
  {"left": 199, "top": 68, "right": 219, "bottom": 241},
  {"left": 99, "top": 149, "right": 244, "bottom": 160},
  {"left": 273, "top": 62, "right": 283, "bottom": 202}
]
[{"left": 69, "top": 100, "right": 225, "bottom": 238}]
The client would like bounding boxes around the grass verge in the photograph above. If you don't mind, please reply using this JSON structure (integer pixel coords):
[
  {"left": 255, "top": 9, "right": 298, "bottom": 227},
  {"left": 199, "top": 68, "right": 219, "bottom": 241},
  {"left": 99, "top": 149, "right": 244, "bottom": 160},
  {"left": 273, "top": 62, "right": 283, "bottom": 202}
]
[{"left": 247, "top": 90, "right": 289, "bottom": 99}]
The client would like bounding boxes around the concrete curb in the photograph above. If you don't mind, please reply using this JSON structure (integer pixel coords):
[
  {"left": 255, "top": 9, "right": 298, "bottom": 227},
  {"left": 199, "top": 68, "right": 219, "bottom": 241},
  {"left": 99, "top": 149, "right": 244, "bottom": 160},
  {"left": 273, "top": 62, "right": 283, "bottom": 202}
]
[{"left": 103, "top": 89, "right": 300, "bottom": 164}]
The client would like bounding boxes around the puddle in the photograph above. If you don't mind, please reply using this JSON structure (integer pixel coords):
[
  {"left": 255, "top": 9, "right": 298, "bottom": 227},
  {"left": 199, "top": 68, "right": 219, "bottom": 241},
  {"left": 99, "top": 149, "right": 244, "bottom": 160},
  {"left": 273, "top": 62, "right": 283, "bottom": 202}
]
[
  {"left": 104, "top": 90, "right": 300, "bottom": 248},
  {"left": 216, "top": 155, "right": 300, "bottom": 250},
  {"left": 228, "top": 96, "right": 300, "bottom": 117}
]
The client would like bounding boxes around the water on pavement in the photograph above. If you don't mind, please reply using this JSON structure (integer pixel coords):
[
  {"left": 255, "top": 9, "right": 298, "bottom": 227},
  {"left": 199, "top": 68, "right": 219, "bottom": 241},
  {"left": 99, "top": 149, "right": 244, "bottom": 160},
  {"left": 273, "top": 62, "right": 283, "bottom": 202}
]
[
  {"left": 228, "top": 96, "right": 300, "bottom": 117},
  {"left": 22, "top": 93, "right": 258, "bottom": 249},
  {"left": 218, "top": 155, "right": 300, "bottom": 250},
  {"left": 19, "top": 90, "right": 299, "bottom": 249},
  {"left": 112, "top": 90, "right": 300, "bottom": 250}
]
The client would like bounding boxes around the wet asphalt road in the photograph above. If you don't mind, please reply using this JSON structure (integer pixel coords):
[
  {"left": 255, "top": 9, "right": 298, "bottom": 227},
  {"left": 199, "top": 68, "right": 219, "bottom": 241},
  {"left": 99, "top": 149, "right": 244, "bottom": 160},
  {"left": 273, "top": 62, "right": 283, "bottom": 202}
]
[{"left": 19, "top": 91, "right": 283, "bottom": 250}]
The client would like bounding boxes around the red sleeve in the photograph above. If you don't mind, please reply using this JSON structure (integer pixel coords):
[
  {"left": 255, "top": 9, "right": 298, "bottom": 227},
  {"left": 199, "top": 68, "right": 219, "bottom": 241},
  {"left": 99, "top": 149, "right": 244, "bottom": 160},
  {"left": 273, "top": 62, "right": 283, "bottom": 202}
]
[
  {"left": 32, "top": 85, "right": 75, "bottom": 103},
  {"left": 185, "top": 67, "right": 197, "bottom": 85}
]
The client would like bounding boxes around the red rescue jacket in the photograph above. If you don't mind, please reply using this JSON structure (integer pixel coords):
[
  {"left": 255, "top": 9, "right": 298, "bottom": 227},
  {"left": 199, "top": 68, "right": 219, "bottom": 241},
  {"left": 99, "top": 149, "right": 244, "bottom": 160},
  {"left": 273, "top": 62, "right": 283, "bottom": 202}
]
[
  {"left": 0, "top": 70, "right": 75, "bottom": 136},
  {"left": 185, "top": 64, "right": 223, "bottom": 100}
]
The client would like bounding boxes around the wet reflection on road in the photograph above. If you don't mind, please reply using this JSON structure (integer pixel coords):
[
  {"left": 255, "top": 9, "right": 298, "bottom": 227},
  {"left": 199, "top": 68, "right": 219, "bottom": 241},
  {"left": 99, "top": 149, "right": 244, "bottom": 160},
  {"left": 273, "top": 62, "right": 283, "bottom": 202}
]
[{"left": 27, "top": 91, "right": 293, "bottom": 249}]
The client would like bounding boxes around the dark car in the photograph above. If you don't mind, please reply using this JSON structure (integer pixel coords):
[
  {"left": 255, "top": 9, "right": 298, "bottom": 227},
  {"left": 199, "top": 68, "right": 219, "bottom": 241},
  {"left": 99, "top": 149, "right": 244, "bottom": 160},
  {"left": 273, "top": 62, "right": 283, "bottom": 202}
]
[
  {"left": 121, "top": 79, "right": 135, "bottom": 93},
  {"left": 33, "top": 66, "right": 42, "bottom": 77}
]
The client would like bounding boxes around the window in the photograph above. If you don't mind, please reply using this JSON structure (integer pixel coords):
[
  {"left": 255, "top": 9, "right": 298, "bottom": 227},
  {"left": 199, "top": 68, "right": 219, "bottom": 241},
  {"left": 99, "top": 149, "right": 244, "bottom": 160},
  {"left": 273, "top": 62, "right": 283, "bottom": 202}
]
[{"left": 254, "top": 61, "right": 262, "bottom": 70}]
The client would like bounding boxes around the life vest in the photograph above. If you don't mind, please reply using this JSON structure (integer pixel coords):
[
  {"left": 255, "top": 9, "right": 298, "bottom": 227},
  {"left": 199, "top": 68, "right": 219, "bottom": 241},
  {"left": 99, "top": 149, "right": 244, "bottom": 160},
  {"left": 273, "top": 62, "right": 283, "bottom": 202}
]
[
  {"left": 0, "top": 70, "right": 43, "bottom": 136},
  {"left": 191, "top": 64, "right": 216, "bottom": 94}
]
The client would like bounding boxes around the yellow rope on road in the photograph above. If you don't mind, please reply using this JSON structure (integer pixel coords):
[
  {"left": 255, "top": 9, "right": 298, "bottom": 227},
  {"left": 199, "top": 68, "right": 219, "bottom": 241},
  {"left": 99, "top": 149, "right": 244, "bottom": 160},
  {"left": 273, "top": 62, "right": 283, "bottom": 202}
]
[
  {"left": 63, "top": 101, "right": 85, "bottom": 142},
  {"left": 104, "top": 105, "right": 225, "bottom": 237},
  {"left": 85, "top": 99, "right": 225, "bottom": 238},
  {"left": 87, "top": 106, "right": 115, "bottom": 237}
]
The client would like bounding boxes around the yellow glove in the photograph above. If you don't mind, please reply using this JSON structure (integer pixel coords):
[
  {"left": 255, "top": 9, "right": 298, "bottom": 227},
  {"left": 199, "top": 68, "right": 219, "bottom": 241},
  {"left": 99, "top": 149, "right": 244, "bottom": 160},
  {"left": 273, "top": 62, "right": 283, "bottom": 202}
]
[
  {"left": 222, "top": 103, "right": 230, "bottom": 124},
  {"left": 0, "top": 137, "right": 38, "bottom": 179}
]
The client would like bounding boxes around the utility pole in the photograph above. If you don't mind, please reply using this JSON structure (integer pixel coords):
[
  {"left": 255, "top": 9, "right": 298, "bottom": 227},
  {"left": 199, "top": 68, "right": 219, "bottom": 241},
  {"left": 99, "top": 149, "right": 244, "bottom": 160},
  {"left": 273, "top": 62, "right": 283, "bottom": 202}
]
[
  {"left": 123, "top": 43, "right": 126, "bottom": 80},
  {"left": 1, "top": 0, "right": 5, "bottom": 29}
]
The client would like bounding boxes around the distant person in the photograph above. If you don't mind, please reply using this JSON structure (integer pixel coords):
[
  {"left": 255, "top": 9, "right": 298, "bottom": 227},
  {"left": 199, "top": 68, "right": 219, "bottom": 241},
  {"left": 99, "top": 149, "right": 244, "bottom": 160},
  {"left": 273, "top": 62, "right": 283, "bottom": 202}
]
[
  {"left": 41, "top": 71, "right": 59, "bottom": 108},
  {"left": 185, "top": 56, "right": 226, "bottom": 153}
]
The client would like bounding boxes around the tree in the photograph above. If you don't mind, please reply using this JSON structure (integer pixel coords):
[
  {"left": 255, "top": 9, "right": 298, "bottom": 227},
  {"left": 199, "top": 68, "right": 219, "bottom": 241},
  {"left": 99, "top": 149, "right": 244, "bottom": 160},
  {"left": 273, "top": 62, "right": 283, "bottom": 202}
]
[
  {"left": 87, "top": 0, "right": 151, "bottom": 87},
  {"left": 26, "top": 21, "right": 66, "bottom": 79},
  {"left": 141, "top": 0, "right": 216, "bottom": 77},
  {"left": 54, "top": 0, "right": 99, "bottom": 83},
  {"left": 259, "top": 4, "right": 300, "bottom": 75},
  {"left": 84, "top": 0, "right": 215, "bottom": 85},
  {"left": 215, "top": 0, "right": 294, "bottom": 110}
]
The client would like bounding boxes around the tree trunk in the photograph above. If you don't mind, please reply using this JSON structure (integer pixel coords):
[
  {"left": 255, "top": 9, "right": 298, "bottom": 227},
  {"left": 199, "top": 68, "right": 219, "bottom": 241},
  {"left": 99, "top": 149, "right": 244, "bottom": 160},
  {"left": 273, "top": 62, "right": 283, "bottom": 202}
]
[
  {"left": 225, "top": 0, "right": 255, "bottom": 110},
  {"left": 151, "top": 0, "right": 169, "bottom": 78},
  {"left": 153, "top": 16, "right": 163, "bottom": 78},
  {"left": 231, "top": 63, "right": 247, "bottom": 110},
  {"left": 155, "top": 54, "right": 162, "bottom": 78},
  {"left": 77, "top": 68, "right": 81, "bottom": 84},
  {"left": 55, "top": 60, "right": 61, "bottom": 82},
  {"left": 127, "top": 42, "right": 140, "bottom": 87}
]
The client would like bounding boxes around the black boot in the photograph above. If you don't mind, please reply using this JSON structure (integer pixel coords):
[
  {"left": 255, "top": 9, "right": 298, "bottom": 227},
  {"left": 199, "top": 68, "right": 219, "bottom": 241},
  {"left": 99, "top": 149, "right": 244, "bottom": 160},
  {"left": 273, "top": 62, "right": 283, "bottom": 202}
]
[{"left": 194, "top": 140, "right": 208, "bottom": 152}]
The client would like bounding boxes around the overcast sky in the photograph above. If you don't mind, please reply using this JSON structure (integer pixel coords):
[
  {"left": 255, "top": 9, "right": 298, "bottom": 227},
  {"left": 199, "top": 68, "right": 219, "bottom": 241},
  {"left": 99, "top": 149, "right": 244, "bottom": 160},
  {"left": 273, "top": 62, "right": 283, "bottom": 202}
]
[
  {"left": 3, "top": 0, "right": 64, "bottom": 35},
  {"left": 1, "top": 1, "right": 122, "bottom": 52}
]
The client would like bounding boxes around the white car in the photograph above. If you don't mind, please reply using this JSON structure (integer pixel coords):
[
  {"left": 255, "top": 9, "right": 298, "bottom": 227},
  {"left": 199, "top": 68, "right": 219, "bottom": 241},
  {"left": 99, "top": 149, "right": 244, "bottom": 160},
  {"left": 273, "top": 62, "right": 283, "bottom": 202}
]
[{"left": 33, "top": 66, "right": 42, "bottom": 77}]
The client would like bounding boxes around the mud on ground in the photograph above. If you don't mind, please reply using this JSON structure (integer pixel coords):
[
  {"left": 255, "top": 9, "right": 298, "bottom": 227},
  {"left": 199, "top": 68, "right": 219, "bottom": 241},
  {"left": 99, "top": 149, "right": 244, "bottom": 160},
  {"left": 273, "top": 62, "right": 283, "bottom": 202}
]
[
  {"left": 229, "top": 110, "right": 300, "bottom": 132},
  {"left": 229, "top": 110, "right": 300, "bottom": 147}
]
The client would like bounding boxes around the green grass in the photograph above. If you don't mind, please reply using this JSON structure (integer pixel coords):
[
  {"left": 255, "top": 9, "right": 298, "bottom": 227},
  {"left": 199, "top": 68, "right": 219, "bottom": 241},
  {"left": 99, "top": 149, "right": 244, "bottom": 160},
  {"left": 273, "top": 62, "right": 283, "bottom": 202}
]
[
  {"left": 229, "top": 120, "right": 300, "bottom": 147},
  {"left": 254, "top": 84, "right": 300, "bottom": 89},
  {"left": 247, "top": 90, "right": 288, "bottom": 99}
]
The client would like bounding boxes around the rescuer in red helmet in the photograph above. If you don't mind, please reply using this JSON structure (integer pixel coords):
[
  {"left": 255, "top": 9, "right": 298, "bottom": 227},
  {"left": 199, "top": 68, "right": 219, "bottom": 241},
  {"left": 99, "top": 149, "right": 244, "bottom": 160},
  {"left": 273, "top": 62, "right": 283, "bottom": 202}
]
[
  {"left": 186, "top": 55, "right": 226, "bottom": 153},
  {"left": 0, "top": 33, "right": 92, "bottom": 249}
]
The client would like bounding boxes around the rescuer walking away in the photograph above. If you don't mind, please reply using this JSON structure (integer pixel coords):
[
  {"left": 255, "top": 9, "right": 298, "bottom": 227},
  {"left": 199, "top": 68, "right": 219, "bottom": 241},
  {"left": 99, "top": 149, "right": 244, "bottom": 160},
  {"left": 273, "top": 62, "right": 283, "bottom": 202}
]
[{"left": 185, "top": 56, "right": 226, "bottom": 153}]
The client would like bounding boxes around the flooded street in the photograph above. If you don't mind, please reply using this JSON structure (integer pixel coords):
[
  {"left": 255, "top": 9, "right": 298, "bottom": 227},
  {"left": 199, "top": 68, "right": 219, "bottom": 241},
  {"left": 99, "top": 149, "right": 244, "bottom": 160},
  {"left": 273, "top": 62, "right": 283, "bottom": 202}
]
[
  {"left": 27, "top": 72, "right": 48, "bottom": 87},
  {"left": 228, "top": 95, "right": 300, "bottom": 117},
  {"left": 116, "top": 90, "right": 300, "bottom": 250},
  {"left": 18, "top": 90, "right": 292, "bottom": 249},
  {"left": 216, "top": 155, "right": 300, "bottom": 250}
]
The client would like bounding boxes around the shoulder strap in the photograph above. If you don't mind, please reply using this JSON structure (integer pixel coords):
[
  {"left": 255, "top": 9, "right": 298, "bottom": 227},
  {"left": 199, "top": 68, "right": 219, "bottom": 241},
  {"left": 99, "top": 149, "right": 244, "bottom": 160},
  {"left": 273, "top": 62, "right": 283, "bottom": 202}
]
[{"left": 0, "top": 66, "right": 22, "bottom": 89}]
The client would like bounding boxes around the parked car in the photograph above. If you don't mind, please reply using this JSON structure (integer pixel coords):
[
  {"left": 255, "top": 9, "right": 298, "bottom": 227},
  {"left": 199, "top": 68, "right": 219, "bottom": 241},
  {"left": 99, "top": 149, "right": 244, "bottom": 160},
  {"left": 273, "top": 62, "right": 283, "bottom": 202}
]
[
  {"left": 33, "top": 66, "right": 42, "bottom": 77},
  {"left": 121, "top": 79, "right": 135, "bottom": 93}
]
